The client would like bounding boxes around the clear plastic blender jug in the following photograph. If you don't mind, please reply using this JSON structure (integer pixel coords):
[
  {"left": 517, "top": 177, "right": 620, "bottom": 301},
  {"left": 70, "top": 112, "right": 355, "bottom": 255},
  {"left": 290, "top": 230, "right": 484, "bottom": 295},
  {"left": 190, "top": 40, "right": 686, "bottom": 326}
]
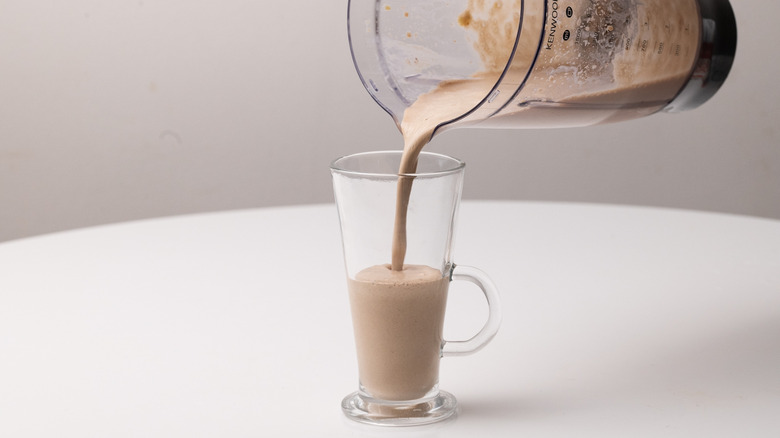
[{"left": 348, "top": 0, "right": 737, "bottom": 132}]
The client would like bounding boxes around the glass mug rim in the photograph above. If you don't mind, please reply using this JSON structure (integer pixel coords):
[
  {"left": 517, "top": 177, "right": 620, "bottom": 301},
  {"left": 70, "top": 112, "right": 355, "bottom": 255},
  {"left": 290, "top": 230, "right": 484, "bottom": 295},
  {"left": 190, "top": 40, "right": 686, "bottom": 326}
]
[{"left": 330, "top": 150, "right": 465, "bottom": 179}]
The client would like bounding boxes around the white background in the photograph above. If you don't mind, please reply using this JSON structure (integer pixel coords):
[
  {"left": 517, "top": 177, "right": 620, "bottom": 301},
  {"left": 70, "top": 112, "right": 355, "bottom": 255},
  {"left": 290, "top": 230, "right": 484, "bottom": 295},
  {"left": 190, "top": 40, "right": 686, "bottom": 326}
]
[{"left": 1, "top": 0, "right": 777, "bottom": 242}]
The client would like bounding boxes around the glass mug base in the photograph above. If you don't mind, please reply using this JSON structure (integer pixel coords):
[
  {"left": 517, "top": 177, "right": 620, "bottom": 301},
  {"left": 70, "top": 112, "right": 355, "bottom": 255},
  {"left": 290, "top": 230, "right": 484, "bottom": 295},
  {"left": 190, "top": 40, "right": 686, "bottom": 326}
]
[{"left": 341, "top": 390, "right": 458, "bottom": 426}]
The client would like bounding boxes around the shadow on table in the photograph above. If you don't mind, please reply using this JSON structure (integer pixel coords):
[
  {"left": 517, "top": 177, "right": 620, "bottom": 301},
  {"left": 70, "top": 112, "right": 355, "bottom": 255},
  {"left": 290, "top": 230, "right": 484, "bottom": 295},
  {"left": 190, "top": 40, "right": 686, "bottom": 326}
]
[
  {"left": 615, "top": 313, "right": 780, "bottom": 395},
  {"left": 462, "top": 313, "right": 780, "bottom": 425},
  {"left": 458, "top": 392, "right": 582, "bottom": 423}
]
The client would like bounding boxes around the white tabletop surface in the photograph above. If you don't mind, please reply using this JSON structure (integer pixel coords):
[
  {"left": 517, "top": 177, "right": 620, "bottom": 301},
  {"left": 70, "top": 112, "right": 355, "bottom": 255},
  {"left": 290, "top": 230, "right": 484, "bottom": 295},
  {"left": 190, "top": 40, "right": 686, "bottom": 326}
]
[{"left": 1, "top": 201, "right": 779, "bottom": 437}]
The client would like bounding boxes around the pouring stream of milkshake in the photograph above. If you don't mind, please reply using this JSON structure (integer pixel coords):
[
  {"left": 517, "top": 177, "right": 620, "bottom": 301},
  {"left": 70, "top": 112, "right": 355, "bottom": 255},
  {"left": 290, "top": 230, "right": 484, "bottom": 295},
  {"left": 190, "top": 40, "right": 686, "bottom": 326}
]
[
  {"left": 390, "top": 0, "right": 523, "bottom": 269},
  {"left": 392, "top": 78, "right": 492, "bottom": 270}
]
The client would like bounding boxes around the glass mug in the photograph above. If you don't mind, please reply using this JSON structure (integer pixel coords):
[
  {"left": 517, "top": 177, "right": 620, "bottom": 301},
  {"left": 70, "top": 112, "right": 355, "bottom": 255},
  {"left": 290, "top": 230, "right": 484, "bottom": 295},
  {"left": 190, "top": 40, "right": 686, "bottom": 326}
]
[{"left": 331, "top": 151, "right": 502, "bottom": 426}]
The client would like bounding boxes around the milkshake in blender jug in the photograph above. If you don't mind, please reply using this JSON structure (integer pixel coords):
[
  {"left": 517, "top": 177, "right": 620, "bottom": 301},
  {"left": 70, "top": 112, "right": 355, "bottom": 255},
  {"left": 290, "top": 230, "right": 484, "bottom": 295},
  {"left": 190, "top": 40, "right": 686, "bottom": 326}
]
[{"left": 348, "top": 0, "right": 737, "bottom": 133}]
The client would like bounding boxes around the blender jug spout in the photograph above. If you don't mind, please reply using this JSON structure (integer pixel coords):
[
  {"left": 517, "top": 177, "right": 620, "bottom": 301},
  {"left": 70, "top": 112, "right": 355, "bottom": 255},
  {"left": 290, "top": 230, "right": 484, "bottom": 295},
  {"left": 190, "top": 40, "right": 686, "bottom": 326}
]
[{"left": 346, "top": 0, "right": 515, "bottom": 133}]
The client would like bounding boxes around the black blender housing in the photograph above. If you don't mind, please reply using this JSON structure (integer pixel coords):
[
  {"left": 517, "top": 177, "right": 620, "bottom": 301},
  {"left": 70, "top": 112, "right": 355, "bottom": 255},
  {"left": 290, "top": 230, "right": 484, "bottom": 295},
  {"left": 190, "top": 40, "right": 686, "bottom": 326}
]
[{"left": 664, "top": 0, "right": 738, "bottom": 112}]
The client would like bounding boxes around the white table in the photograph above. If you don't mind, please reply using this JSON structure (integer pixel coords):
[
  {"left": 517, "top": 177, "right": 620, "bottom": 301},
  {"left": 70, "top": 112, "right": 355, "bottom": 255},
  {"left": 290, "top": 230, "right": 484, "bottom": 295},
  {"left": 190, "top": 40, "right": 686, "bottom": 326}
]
[{"left": 1, "top": 202, "right": 779, "bottom": 437}]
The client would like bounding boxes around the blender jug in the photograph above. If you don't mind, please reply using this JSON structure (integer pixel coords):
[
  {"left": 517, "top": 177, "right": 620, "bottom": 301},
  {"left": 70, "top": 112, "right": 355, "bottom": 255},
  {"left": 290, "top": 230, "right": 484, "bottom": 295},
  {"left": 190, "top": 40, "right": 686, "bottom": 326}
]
[{"left": 347, "top": 0, "right": 737, "bottom": 132}]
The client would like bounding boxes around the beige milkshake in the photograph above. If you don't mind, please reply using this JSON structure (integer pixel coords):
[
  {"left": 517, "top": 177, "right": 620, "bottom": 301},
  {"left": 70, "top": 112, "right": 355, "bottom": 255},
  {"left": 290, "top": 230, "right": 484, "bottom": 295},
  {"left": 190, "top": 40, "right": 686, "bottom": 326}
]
[{"left": 348, "top": 264, "right": 449, "bottom": 401}]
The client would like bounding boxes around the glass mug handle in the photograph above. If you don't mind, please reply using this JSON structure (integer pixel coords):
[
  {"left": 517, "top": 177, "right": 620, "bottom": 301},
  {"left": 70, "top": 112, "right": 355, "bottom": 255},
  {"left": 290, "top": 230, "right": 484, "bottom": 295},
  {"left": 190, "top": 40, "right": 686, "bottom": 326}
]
[{"left": 442, "top": 264, "right": 502, "bottom": 357}]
